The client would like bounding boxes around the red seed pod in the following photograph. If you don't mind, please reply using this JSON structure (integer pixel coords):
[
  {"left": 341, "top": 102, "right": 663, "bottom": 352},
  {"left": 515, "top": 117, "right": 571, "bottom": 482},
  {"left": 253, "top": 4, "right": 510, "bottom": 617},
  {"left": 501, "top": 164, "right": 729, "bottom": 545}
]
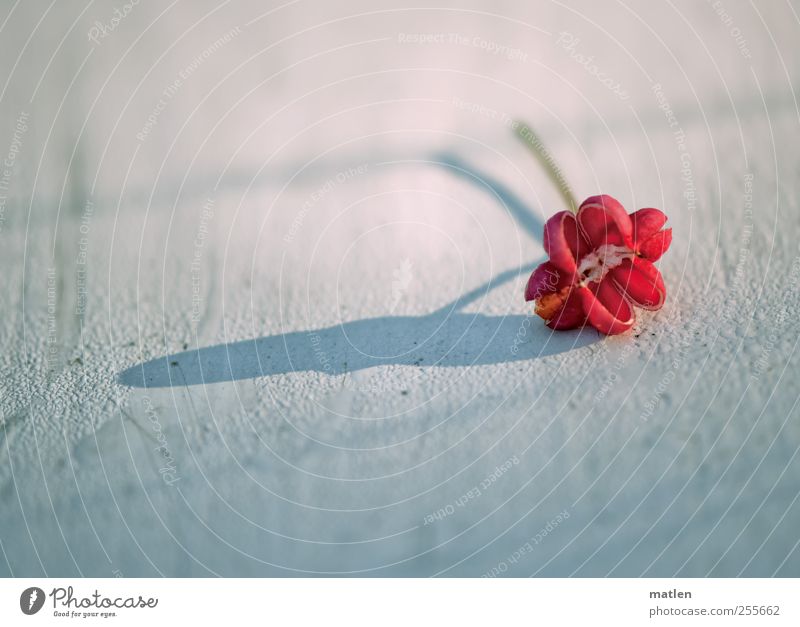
[{"left": 525, "top": 195, "right": 672, "bottom": 335}]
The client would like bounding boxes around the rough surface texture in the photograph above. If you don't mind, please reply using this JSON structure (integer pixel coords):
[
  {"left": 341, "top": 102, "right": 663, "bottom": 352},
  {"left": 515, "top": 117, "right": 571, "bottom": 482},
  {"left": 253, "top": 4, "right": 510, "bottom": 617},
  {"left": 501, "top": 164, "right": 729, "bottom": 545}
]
[{"left": 0, "top": 1, "right": 799, "bottom": 576}]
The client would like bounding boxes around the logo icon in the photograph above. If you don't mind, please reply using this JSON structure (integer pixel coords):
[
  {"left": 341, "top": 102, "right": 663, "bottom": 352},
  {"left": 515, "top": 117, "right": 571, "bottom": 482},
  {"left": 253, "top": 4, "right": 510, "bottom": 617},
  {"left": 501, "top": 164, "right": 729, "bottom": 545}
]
[{"left": 20, "top": 587, "right": 45, "bottom": 615}]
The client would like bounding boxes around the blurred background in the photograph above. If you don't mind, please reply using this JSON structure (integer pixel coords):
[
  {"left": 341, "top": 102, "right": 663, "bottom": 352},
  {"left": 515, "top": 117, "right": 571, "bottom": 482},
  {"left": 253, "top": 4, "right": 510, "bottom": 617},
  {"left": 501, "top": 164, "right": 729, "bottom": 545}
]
[{"left": 0, "top": 0, "right": 799, "bottom": 576}]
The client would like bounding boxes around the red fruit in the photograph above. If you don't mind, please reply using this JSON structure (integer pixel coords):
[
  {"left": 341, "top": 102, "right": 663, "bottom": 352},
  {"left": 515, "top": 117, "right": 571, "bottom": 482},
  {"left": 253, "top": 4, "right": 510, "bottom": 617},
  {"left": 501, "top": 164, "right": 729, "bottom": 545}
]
[{"left": 526, "top": 195, "right": 671, "bottom": 335}]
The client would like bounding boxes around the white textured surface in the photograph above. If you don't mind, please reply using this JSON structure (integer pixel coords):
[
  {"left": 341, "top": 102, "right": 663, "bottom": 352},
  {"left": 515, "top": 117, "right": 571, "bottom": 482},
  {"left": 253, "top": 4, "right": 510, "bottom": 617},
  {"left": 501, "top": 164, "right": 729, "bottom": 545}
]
[{"left": 0, "top": 0, "right": 799, "bottom": 576}]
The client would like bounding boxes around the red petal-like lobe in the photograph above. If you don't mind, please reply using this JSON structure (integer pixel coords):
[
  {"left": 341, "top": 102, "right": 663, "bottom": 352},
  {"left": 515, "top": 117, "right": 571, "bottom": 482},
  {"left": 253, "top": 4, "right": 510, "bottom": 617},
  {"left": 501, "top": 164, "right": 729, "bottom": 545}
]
[
  {"left": 578, "top": 278, "right": 635, "bottom": 335},
  {"left": 525, "top": 262, "right": 564, "bottom": 302},
  {"left": 546, "top": 289, "right": 586, "bottom": 330},
  {"left": 543, "top": 211, "right": 588, "bottom": 274},
  {"left": 610, "top": 257, "right": 666, "bottom": 310},
  {"left": 630, "top": 208, "right": 667, "bottom": 244},
  {"left": 637, "top": 228, "right": 672, "bottom": 261},
  {"left": 577, "top": 195, "right": 634, "bottom": 249},
  {"left": 527, "top": 262, "right": 578, "bottom": 322}
]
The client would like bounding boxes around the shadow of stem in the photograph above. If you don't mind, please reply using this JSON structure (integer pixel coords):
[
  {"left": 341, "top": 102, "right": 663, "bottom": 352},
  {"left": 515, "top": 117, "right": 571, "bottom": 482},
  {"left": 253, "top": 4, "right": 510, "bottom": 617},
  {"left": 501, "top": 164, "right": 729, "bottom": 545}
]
[
  {"left": 119, "top": 154, "right": 598, "bottom": 389},
  {"left": 119, "top": 311, "right": 597, "bottom": 388}
]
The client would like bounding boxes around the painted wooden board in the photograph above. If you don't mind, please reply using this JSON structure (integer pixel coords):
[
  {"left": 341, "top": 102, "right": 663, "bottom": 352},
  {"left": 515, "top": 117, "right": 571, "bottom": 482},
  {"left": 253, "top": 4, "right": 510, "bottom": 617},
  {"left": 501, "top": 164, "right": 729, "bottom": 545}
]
[{"left": 0, "top": 0, "right": 798, "bottom": 576}]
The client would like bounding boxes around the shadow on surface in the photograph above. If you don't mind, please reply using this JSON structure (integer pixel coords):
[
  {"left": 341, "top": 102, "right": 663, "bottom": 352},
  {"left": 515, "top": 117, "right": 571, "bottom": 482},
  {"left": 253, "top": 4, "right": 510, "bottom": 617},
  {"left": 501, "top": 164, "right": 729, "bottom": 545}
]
[
  {"left": 432, "top": 151, "right": 545, "bottom": 240},
  {"left": 119, "top": 312, "right": 596, "bottom": 388},
  {"left": 119, "top": 154, "right": 597, "bottom": 389}
]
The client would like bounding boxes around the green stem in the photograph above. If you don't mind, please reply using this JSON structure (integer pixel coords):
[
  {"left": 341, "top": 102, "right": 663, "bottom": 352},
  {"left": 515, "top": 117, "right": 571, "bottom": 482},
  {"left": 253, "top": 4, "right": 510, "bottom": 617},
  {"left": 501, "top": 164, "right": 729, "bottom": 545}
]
[{"left": 514, "top": 121, "right": 578, "bottom": 213}]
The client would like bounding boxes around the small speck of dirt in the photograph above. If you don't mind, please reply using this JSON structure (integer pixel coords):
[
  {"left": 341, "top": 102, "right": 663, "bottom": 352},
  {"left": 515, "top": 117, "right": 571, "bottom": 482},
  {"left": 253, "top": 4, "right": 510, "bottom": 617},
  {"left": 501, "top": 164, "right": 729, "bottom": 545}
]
[
  {"left": 170, "top": 361, "right": 179, "bottom": 366},
  {"left": 71, "top": 357, "right": 83, "bottom": 366},
  {"left": 182, "top": 343, "right": 188, "bottom": 350},
  {"left": 401, "top": 390, "right": 408, "bottom": 396}
]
